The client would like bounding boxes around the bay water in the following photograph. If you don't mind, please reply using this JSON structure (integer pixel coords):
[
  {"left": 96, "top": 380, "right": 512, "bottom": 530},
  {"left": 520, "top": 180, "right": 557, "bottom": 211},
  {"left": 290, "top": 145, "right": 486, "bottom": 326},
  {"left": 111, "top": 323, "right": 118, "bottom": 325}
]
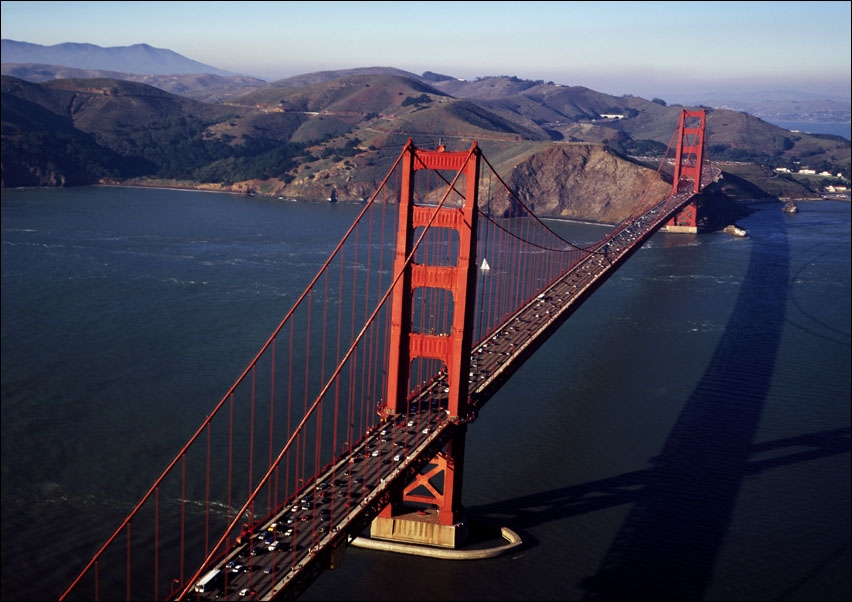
[
  {"left": 761, "top": 120, "right": 850, "bottom": 141},
  {"left": 1, "top": 186, "right": 849, "bottom": 601}
]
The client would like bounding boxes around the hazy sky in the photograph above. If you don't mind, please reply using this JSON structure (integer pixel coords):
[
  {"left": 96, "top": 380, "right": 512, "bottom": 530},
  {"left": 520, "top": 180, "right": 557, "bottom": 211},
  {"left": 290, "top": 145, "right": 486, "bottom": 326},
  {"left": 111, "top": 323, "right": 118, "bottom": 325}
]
[{"left": 2, "top": 1, "right": 850, "bottom": 103}]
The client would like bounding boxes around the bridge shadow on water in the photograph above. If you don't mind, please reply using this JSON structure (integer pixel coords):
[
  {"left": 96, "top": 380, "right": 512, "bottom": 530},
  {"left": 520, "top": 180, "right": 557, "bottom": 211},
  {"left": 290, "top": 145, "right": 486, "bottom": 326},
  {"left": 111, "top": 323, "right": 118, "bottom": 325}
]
[{"left": 467, "top": 206, "right": 850, "bottom": 600}]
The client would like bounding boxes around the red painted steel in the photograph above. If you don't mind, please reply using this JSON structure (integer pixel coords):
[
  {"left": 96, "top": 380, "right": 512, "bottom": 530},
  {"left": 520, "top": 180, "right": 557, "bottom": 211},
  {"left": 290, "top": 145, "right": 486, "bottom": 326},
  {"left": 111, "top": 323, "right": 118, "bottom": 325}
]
[
  {"left": 58, "top": 110, "right": 719, "bottom": 601},
  {"left": 667, "top": 108, "right": 707, "bottom": 228},
  {"left": 382, "top": 139, "right": 480, "bottom": 525}
]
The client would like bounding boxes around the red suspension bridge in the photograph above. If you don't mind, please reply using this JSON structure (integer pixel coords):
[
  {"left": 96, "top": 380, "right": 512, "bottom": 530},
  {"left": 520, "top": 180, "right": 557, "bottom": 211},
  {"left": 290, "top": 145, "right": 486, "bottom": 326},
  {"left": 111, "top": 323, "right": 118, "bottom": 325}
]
[{"left": 59, "top": 109, "right": 719, "bottom": 602}]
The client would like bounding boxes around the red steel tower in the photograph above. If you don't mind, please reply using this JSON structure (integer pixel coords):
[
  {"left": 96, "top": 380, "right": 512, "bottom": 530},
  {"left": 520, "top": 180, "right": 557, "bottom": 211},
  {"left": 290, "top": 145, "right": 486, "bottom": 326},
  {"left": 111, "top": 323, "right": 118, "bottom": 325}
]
[
  {"left": 665, "top": 108, "right": 707, "bottom": 232},
  {"left": 372, "top": 140, "right": 481, "bottom": 548}
]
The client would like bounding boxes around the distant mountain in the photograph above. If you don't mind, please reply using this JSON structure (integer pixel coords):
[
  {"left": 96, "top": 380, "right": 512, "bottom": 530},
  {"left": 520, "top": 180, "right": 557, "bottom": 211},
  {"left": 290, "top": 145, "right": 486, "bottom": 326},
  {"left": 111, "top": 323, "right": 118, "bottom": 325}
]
[
  {"left": 1, "top": 39, "right": 237, "bottom": 77},
  {"left": 267, "top": 66, "right": 423, "bottom": 88},
  {"left": 0, "top": 62, "right": 269, "bottom": 103},
  {"left": 2, "top": 40, "right": 848, "bottom": 211},
  {"left": 3, "top": 40, "right": 848, "bottom": 126},
  {"left": 684, "top": 94, "right": 850, "bottom": 126}
]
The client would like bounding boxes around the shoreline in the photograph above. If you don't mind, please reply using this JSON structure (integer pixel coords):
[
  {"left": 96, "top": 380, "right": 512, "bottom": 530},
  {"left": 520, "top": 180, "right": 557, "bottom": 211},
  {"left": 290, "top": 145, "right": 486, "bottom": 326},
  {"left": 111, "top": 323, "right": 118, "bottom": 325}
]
[
  {"left": 97, "top": 180, "right": 361, "bottom": 204},
  {"left": 11, "top": 181, "right": 833, "bottom": 232},
  {"left": 98, "top": 182, "right": 245, "bottom": 195},
  {"left": 101, "top": 180, "right": 624, "bottom": 227}
]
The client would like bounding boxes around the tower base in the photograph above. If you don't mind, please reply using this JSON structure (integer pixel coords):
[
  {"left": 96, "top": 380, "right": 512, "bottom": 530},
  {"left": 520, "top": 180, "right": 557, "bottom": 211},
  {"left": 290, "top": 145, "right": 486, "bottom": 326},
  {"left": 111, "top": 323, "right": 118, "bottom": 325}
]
[
  {"left": 660, "top": 224, "right": 698, "bottom": 234},
  {"left": 370, "top": 508, "right": 469, "bottom": 549}
]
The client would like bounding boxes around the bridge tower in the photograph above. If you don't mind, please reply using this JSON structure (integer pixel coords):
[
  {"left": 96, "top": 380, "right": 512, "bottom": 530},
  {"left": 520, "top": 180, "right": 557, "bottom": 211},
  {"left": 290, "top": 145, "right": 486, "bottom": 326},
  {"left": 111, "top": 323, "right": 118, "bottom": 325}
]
[
  {"left": 663, "top": 108, "right": 707, "bottom": 233},
  {"left": 371, "top": 139, "right": 481, "bottom": 548}
]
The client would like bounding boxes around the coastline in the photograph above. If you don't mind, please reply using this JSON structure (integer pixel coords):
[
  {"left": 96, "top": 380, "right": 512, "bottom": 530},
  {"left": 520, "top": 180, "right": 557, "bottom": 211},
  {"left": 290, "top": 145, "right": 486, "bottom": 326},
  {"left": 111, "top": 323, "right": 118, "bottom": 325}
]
[
  {"left": 95, "top": 180, "right": 622, "bottom": 227},
  {"left": 15, "top": 180, "right": 829, "bottom": 233},
  {"left": 98, "top": 182, "right": 244, "bottom": 195},
  {"left": 98, "top": 179, "right": 245, "bottom": 196},
  {"left": 96, "top": 180, "right": 354, "bottom": 204}
]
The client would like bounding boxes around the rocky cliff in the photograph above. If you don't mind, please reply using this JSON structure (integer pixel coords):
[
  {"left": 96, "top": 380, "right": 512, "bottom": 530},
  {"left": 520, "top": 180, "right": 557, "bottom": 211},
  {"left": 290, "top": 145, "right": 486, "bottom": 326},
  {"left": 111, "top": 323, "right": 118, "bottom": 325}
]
[
  {"left": 502, "top": 144, "right": 672, "bottom": 223},
  {"left": 216, "top": 142, "right": 674, "bottom": 226}
]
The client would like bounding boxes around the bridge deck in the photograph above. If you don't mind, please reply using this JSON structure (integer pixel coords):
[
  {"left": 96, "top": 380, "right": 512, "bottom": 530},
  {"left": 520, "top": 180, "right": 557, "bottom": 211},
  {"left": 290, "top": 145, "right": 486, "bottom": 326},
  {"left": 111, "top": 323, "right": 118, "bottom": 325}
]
[
  {"left": 185, "top": 187, "right": 708, "bottom": 601},
  {"left": 56, "top": 112, "right": 721, "bottom": 602}
]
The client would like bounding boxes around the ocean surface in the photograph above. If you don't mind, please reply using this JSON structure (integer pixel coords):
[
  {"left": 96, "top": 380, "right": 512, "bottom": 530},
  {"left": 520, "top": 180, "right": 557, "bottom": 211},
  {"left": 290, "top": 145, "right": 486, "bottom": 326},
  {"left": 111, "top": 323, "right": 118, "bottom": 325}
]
[
  {"left": 1, "top": 187, "right": 849, "bottom": 601},
  {"left": 762, "top": 120, "right": 851, "bottom": 141}
]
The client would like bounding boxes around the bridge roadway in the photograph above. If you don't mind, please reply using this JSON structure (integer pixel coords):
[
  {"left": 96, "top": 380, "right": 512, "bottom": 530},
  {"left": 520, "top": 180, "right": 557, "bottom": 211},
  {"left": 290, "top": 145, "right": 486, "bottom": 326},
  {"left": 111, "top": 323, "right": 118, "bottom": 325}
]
[{"left": 183, "top": 193, "right": 690, "bottom": 602}]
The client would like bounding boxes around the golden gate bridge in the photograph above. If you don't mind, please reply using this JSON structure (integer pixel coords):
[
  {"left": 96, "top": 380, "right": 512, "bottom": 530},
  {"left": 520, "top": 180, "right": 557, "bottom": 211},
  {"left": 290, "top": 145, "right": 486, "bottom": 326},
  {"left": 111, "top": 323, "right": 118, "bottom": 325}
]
[{"left": 59, "top": 109, "right": 719, "bottom": 601}]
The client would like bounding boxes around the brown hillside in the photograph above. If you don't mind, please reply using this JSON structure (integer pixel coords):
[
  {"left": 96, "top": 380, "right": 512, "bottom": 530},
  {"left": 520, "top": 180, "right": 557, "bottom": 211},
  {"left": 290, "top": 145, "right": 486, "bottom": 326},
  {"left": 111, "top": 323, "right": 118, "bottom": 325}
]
[
  {"left": 3, "top": 72, "right": 847, "bottom": 209},
  {"left": 503, "top": 144, "right": 671, "bottom": 223},
  {"left": 230, "top": 141, "right": 671, "bottom": 226}
]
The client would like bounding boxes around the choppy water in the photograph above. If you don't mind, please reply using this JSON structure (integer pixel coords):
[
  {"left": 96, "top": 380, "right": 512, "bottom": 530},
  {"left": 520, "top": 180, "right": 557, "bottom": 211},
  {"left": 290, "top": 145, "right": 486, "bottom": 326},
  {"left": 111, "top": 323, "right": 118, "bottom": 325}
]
[{"left": 1, "top": 187, "right": 849, "bottom": 601}]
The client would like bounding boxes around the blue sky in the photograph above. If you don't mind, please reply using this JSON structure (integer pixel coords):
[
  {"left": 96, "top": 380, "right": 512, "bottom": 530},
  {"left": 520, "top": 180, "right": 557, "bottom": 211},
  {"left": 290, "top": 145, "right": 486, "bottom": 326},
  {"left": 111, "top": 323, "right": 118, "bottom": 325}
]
[{"left": 2, "top": 1, "right": 850, "bottom": 103}]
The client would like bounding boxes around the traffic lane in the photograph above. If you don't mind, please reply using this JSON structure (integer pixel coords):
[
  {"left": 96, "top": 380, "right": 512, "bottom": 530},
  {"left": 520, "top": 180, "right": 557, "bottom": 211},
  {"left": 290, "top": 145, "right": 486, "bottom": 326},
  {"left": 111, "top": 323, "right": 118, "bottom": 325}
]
[
  {"left": 206, "top": 403, "right": 450, "bottom": 599},
  {"left": 213, "top": 205, "right": 677, "bottom": 600}
]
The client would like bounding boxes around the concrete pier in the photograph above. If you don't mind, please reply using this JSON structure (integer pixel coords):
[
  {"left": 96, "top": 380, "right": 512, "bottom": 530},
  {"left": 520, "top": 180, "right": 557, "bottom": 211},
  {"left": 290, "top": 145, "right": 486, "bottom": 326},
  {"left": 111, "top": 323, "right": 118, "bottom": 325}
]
[
  {"left": 369, "top": 508, "right": 469, "bottom": 549},
  {"left": 353, "top": 518, "right": 523, "bottom": 560},
  {"left": 660, "top": 224, "right": 698, "bottom": 234}
]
